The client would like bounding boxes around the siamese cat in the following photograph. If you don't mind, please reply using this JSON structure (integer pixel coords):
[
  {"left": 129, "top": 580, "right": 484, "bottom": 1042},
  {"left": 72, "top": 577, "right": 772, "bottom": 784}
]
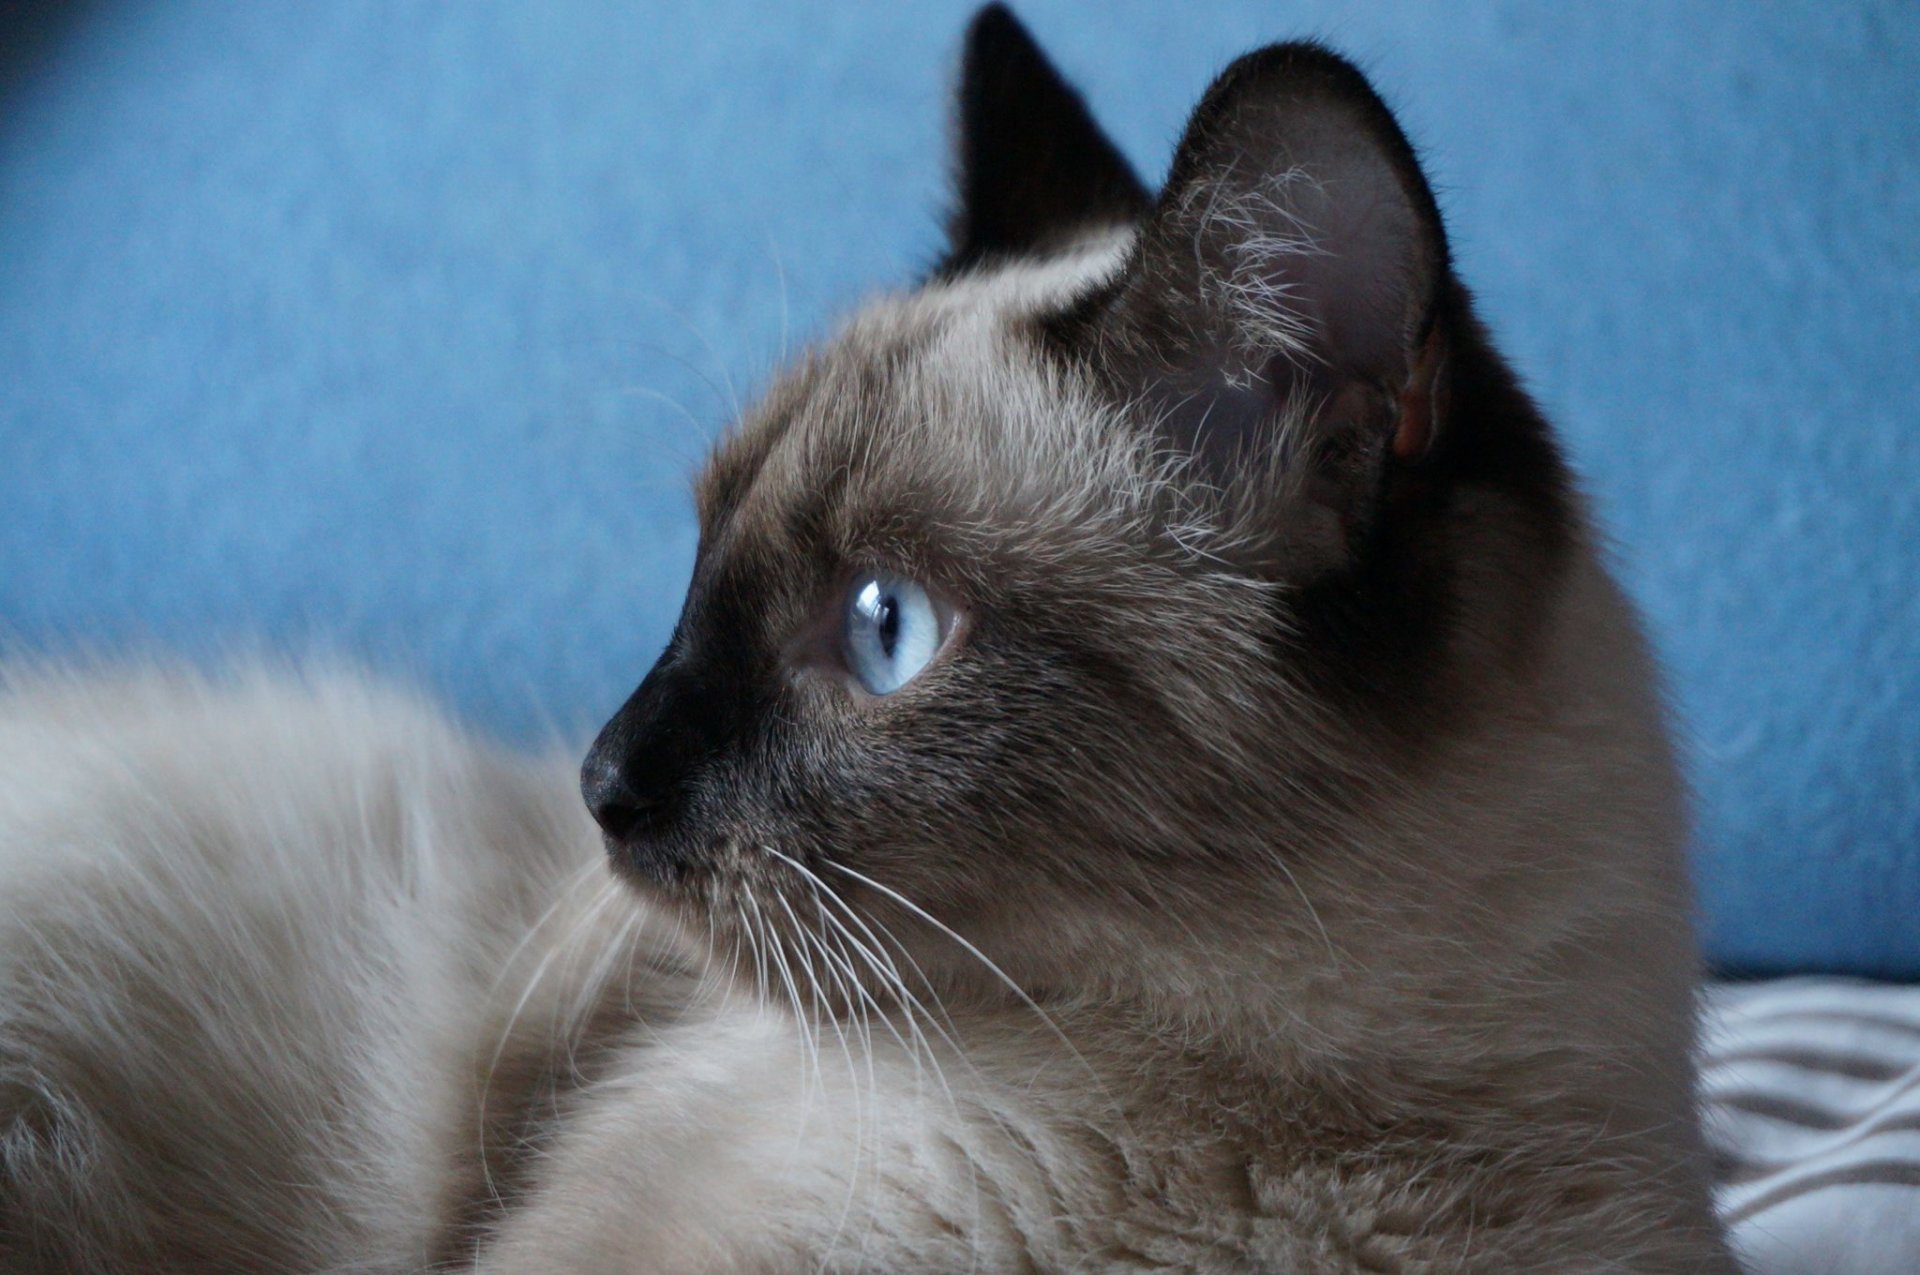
[{"left": 0, "top": 7, "right": 1737, "bottom": 1272}]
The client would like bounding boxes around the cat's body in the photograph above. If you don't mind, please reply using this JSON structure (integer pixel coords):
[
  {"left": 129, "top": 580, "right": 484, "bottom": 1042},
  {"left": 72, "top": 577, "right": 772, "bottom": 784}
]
[
  {"left": 1, "top": 9, "right": 1736, "bottom": 1273},
  {"left": 0, "top": 668, "right": 633, "bottom": 1270},
  {"left": 0, "top": 646, "right": 1725, "bottom": 1274}
]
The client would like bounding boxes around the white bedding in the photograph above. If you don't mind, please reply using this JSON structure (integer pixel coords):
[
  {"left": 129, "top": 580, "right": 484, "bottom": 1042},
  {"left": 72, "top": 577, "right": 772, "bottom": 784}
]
[{"left": 1703, "top": 978, "right": 1920, "bottom": 1274}]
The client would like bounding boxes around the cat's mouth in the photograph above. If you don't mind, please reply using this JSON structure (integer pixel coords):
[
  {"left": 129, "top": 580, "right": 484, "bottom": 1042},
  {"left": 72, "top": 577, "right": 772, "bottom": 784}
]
[
  {"left": 601, "top": 828, "right": 799, "bottom": 919},
  {"left": 599, "top": 823, "right": 701, "bottom": 891}
]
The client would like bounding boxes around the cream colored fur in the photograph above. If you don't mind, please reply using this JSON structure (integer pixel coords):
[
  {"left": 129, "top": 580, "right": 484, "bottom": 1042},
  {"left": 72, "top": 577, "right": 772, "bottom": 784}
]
[
  {"left": 0, "top": 667, "right": 661, "bottom": 1270},
  {"left": 2, "top": 241, "right": 1733, "bottom": 1273}
]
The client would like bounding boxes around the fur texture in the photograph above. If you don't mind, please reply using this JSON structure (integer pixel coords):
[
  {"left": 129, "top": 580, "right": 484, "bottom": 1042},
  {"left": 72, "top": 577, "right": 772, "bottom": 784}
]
[
  {"left": 0, "top": 667, "right": 683, "bottom": 1270},
  {"left": 0, "top": 9, "right": 1735, "bottom": 1272}
]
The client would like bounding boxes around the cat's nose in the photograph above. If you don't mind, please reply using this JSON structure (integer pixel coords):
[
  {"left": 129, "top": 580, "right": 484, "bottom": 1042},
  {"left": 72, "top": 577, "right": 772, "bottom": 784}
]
[
  {"left": 582, "top": 646, "right": 747, "bottom": 883},
  {"left": 580, "top": 739, "right": 699, "bottom": 887},
  {"left": 579, "top": 717, "right": 691, "bottom": 870},
  {"left": 580, "top": 754, "right": 660, "bottom": 843}
]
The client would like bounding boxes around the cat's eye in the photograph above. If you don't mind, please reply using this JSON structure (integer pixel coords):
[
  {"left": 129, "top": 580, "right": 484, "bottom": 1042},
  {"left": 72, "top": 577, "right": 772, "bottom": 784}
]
[{"left": 843, "top": 573, "right": 948, "bottom": 696}]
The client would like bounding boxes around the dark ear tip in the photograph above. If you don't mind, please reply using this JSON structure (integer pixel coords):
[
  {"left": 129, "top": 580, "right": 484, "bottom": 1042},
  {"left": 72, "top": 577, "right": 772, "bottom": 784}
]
[
  {"left": 1221, "top": 39, "right": 1372, "bottom": 83},
  {"left": 963, "top": 3, "right": 1043, "bottom": 75},
  {"left": 942, "top": 0, "right": 1150, "bottom": 277},
  {"left": 1170, "top": 38, "right": 1446, "bottom": 262},
  {"left": 966, "top": 3, "right": 1024, "bottom": 43},
  {"left": 1186, "top": 40, "right": 1402, "bottom": 153}
]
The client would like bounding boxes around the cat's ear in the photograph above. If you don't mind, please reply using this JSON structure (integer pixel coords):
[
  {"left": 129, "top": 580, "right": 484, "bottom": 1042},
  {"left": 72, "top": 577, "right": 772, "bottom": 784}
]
[
  {"left": 1052, "top": 44, "right": 1452, "bottom": 573},
  {"left": 939, "top": 4, "right": 1151, "bottom": 276}
]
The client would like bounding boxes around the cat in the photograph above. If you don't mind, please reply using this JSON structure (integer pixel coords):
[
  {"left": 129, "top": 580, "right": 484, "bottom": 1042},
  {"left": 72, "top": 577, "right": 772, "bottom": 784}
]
[{"left": 0, "top": 6, "right": 1738, "bottom": 1272}]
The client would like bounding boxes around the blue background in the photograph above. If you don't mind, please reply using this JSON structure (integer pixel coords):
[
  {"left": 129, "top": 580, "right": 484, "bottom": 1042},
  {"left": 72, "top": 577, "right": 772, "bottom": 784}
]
[{"left": 2, "top": 2, "right": 1916, "bottom": 975}]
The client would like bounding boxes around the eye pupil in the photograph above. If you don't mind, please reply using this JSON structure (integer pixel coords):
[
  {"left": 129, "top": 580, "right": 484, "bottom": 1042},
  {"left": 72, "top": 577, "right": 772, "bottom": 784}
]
[{"left": 844, "top": 574, "right": 944, "bottom": 696}]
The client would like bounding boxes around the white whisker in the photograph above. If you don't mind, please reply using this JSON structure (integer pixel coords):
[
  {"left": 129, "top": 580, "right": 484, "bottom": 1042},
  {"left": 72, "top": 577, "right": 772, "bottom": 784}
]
[{"left": 821, "top": 860, "right": 1119, "bottom": 1114}]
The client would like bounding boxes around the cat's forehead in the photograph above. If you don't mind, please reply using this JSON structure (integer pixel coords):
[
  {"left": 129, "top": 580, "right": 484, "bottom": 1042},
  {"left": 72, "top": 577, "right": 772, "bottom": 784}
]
[{"left": 696, "top": 231, "right": 1141, "bottom": 558}]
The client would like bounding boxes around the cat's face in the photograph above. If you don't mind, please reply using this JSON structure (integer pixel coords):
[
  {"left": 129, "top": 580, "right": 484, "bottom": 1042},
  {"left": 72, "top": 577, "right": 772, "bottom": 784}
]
[
  {"left": 582, "top": 12, "right": 1571, "bottom": 1010},
  {"left": 583, "top": 262, "right": 1314, "bottom": 986}
]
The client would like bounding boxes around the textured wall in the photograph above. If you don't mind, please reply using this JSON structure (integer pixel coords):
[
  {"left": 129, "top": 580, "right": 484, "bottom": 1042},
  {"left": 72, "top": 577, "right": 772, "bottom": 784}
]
[{"left": 2, "top": 1, "right": 1916, "bottom": 974}]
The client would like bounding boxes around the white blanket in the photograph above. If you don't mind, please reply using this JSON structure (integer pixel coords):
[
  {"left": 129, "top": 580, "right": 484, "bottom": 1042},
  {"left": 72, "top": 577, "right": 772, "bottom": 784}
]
[{"left": 1703, "top": 978, "right": 1920, "bottom": 1274}]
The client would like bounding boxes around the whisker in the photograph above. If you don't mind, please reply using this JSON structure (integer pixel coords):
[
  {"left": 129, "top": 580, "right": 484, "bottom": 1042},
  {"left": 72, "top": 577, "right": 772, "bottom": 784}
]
[
  {"left": 773, "top": 895, "right": 879, "bottom": 1275},
  {"left": 736, "top": 901, "right": 770, "bottom": 1012},
  {"left": 477, "top": 870, "right": 629, "bottom": 1210},
  {"left": 822, "top": 860, "right": 1118, "bottom": 1111},
  {"left": 755, "top": 884, "right": 825, "bottom": 1124},
  {"left": 761, "top": 847, "right": 974, "bottom": 1113}
]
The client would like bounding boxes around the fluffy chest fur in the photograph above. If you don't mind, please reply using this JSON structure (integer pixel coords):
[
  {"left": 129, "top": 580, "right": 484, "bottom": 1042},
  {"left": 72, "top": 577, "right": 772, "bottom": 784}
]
[{"left": 481, "top": 1005, "right": 1722, "bottom": 1274}]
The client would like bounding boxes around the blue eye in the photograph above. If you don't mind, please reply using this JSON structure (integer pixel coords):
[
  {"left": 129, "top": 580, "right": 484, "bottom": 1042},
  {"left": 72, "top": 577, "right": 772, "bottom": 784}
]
[{"left": 844, "top": 574, "right": 944, "bottom": 695}]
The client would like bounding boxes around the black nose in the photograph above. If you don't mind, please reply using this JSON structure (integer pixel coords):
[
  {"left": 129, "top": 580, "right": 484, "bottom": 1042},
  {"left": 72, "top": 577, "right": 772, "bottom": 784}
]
[
  {"left": 580, "top": 751, "right": 665, "bottom": 842},
  {"left": 581, "top": 708, "right": 694, "bottom": 883},
  {"left": 581, "top": 647, "right": 745, "bottom": 882}
]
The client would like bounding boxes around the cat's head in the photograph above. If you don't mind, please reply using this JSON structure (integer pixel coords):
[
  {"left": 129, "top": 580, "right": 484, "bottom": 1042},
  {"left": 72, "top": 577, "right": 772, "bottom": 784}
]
[{"left": 582, "top": 6, "right": 1587, "bottom": 1023}]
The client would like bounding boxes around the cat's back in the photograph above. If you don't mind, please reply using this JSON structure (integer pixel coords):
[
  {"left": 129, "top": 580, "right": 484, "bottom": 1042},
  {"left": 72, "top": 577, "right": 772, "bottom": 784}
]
[
  {"left": 0, "top": 666, "right": 602, "bottom": 1271},
  {"left": 0, "top": 664, "right": 589, "bottom": 962}
]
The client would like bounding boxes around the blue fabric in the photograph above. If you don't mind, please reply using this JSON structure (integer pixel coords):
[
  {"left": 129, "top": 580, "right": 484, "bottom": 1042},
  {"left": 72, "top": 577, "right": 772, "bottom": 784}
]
[{"left": 2, "top": 1, "right": 1916, "bottom": 976}]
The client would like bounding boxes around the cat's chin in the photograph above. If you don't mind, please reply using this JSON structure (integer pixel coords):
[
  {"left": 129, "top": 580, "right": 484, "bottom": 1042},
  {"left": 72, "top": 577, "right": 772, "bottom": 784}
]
[
  {"left": 597, "top": 823, "right": 718, "bottom": 892},
  {"left": 604, "top": 845, "right": 703, "bottom": 910},
  {"left": 607, "top": 852, "right": 961, "bottom": 1022},
  {"left": 602, "top": 837, "right": 792, "bottom": 939}
]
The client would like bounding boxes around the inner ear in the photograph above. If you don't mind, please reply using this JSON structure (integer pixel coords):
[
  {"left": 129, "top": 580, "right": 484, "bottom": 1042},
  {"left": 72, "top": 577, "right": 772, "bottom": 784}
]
[
  {"left": 938, "top": 4, "right": 1151, "bottom": 277},
  {"left": 1049, "top": 42, "right": 1452, "bottom": 572}
]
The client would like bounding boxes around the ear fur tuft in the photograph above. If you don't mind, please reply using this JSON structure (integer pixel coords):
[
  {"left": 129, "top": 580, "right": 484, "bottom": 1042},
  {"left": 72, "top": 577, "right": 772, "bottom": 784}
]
[{"left": 1048, "top": 42, "right": 1454, "bottom": 574}]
